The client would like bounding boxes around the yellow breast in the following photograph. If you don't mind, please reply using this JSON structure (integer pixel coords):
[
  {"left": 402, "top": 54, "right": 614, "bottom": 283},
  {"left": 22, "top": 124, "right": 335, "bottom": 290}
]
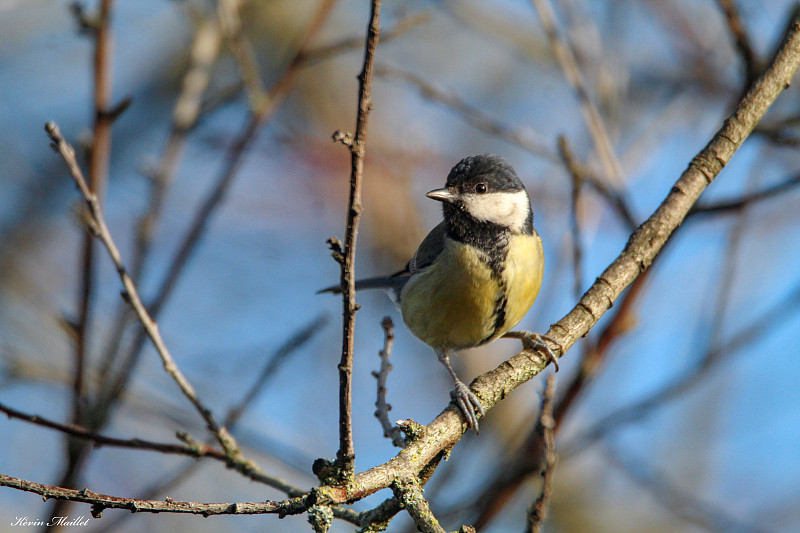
[{"left": 400, "top": 233, "right": 544, "bottom": 350}]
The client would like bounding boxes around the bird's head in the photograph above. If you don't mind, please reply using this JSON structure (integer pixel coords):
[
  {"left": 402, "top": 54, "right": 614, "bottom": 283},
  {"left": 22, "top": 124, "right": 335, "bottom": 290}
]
[{"left": 426, "top": 154, "right": 533, "bottom": 235}]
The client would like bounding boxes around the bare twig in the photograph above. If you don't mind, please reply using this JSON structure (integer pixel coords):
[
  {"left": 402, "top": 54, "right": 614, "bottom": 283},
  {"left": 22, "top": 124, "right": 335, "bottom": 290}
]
[
  {"left": 526, "top": 375, "right": 557, "bottom": 533},
  {"left": 47, "top": 122, "right": 339, "bottom": 503},
  {"left": 373, "top": 317, "right": 406, "bottom": 448},
  {"left": 689, "top": 172, "right": 800, "bottom": 216},
  {"left": 0, "top": 473, "right": 304, "bottom": 518},
  {"left": 562, "top": 277, "right": 800, "bottom": 459},
  {"left": 531, "top": 0, "right": 625, "bottom": 184},
  {"left": 717, "top": 0, "right": 761, "bottom": 86},
  {"left": 95, "top": 0, "right": 338, "bottom": 423},
  {"left": 224, "top": 313, "right": 329, "bottom": 428},
  {"left": 330, "top": 0, "right": 381, "bottom": 477},
  {"left": 376, "top": 64, "right": 556, "bottom": 162},
  {"left": 46, "top": 122, "right": 241, "bottom": 460},
  {"left": 0, "top": 395, "right": 306, "bottom": 491},
  {"left": 98, "top": 13, "right": 223, "bottom": 386},
  {"left": 0, "top": 401, "right": 224, "bottom": 460},
  {"left": 377, "top": 65, "right": 638, "bottom": 229},
  {"left": 558, "top": 136, "right": 586, "bottom": 300}
]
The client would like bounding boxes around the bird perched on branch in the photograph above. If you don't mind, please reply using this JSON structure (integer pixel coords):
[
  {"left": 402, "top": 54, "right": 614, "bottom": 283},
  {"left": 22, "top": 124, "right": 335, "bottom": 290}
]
[{"left": 321, "top": 154, "right": 558, "bottom": 431}]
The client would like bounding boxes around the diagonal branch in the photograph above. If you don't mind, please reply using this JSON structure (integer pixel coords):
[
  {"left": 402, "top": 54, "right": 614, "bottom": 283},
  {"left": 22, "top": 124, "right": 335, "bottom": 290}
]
[
  {"left": 313, "top": 14, "right": 800, "bottom": 523},
  {"left": 45, "top": 122, "right": 241, "bottom": 461}
]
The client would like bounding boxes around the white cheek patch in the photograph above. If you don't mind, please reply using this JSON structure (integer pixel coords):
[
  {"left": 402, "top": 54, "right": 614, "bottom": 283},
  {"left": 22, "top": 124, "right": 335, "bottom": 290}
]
[{"left": 462, "top": 190, "right": 531, "bottom": 231}]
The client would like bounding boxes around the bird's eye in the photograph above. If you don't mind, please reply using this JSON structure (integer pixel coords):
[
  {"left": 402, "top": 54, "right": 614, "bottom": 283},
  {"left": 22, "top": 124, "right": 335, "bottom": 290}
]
[{"left": 475, "top": 183, "right": 487, "bottom": 194}]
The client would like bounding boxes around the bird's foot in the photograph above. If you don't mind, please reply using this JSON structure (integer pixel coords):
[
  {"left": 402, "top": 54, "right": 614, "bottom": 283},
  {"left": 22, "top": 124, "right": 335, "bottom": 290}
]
[
  {"left": 504, "top": 331, "right": 562, "bottom": 372},
  {"left": 450, "top": 381, "right": 485, "bottom": 432}
]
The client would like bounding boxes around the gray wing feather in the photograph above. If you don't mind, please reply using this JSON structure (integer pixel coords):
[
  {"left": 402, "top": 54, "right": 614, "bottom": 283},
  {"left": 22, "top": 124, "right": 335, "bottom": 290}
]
[{"left": 408, "top": 221, "right": 447, "bottom": 274}]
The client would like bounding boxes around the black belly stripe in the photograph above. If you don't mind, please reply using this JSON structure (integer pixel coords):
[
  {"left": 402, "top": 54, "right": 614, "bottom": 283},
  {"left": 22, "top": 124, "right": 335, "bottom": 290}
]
[
  {"left": 445, "top": 212, "right": 513, "bottom": 346},
  {"left": 479, "top": 252, "right": 509, "bottom": 346},
  {"left": 481, "top": 288, "right": 508, "bottom": 345}
]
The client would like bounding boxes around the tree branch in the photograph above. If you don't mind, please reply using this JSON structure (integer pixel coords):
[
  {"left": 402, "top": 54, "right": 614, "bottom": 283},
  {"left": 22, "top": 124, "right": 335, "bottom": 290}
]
[
  {"left": 0, "top": 474, "right": 303, "bottom": 518},
  {"left": 45, "top": 122, "right": 241, "bottom": 461},
  {"left": 314, "top": 13, "right": 800, "bottom": 521},
  {"left": 0, "top": 401, "right": 223, "bottom": 460},
  {"left": 331, "top": 0, "right": 381, "bottom": 478},
  {"left": 526, "top": 375, "right": 557, "bottom": 533},
  {"left": 372, "top": 317, "right": 406, "bottom": 448},
  {"left": 391, "top": 477, "right": 446, "bottom": 533}
]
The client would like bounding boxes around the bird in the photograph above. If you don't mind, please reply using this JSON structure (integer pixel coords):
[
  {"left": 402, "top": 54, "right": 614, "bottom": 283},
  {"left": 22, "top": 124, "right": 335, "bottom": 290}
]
[{"left": 321, "top": 154, "right": 557, "bottom": 431}]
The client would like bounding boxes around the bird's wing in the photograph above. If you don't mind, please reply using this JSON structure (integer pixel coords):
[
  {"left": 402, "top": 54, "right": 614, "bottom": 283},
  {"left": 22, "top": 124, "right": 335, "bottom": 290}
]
[{"left": 408, "top": 221, "right": 447, "bottom": 274}]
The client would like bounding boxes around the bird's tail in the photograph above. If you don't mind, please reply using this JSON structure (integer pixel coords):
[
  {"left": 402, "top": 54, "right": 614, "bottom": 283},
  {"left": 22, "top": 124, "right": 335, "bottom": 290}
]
[{"left": 317, "top": 275, "right": 409, "bottom": 295}]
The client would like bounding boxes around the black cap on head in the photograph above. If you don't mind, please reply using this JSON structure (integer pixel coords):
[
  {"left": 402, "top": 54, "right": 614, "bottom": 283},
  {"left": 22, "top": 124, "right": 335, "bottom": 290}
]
[{"left": 445, "top": 154, "right": 524, "bottom": 193}]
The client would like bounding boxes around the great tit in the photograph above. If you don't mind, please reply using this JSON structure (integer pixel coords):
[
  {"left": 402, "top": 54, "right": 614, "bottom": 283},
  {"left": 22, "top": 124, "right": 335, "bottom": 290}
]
[{"left": 322, "top": 154, "right": 555, "bottom": 431}]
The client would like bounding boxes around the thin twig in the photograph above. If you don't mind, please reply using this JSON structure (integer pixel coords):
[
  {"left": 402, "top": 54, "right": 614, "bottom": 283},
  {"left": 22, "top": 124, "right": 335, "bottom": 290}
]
[
  {"left": 689, "top": 172, "right": 800, "bottom": 216},
  {"left": 98, "top": 12, "right": 223, "bottom": 387},
  {"left": 717, "top": 0, "right": 761, "bottom": 86},
  {"left": 531, "top": 0, "right": 625, "bottom": 184},
  {"left": 94, "top": 0, "right": 338, "bottom": 422},
  {"left": 558, "top": 136, "right": 586, "bottom": 300},
  {"left": 46, "top": 122, "right": 241, "bottom": 461},
  {"left": 330, "top": 0, "right": 381, "bottom": 477},
  {"left": 0, "top": 393, "right": 307, "bottom": 492},
  {"left": 372, "top": 317, "right": 405, "bottom": 448},
  {"left": 49, "top": 122, "right": 333, "bottom": 504},
  {"left": 0, "top": 473, "right": 304, "bottom": 518},
  {"left": 526, "top": 375, "right": 557, "bottom": 533},
  {"left": 562, "top": 277, "right": 800, "bottom": 459},
  {"left": 376, "top": 64, "right": 637, "bottom": 229},
  {"left": 0, "top": 401, "right": 224, "bottom": 459},
  {"left": 376, "top": 63, "right": 556, "bottom": 162}
]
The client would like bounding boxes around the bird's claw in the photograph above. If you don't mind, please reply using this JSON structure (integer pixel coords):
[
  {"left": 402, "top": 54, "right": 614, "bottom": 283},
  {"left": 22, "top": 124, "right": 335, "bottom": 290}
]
[
  {"left": 451, "top": 381, "right": 484, "bottom": 432},
  {"left": 506, "top": 331, "right": 562, "bottom": 372}
]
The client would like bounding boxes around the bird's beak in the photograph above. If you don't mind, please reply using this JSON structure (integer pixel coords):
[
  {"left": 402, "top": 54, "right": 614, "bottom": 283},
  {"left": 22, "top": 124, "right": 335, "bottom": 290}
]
[{"left": 426, "top": 187, "right": 457, "bottom": 203}]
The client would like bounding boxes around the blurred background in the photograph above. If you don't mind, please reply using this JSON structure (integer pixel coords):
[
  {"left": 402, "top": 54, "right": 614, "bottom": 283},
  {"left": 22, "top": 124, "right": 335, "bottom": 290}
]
[{"left": 1, "top": 0, "right": 799, "bottom": 531}]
